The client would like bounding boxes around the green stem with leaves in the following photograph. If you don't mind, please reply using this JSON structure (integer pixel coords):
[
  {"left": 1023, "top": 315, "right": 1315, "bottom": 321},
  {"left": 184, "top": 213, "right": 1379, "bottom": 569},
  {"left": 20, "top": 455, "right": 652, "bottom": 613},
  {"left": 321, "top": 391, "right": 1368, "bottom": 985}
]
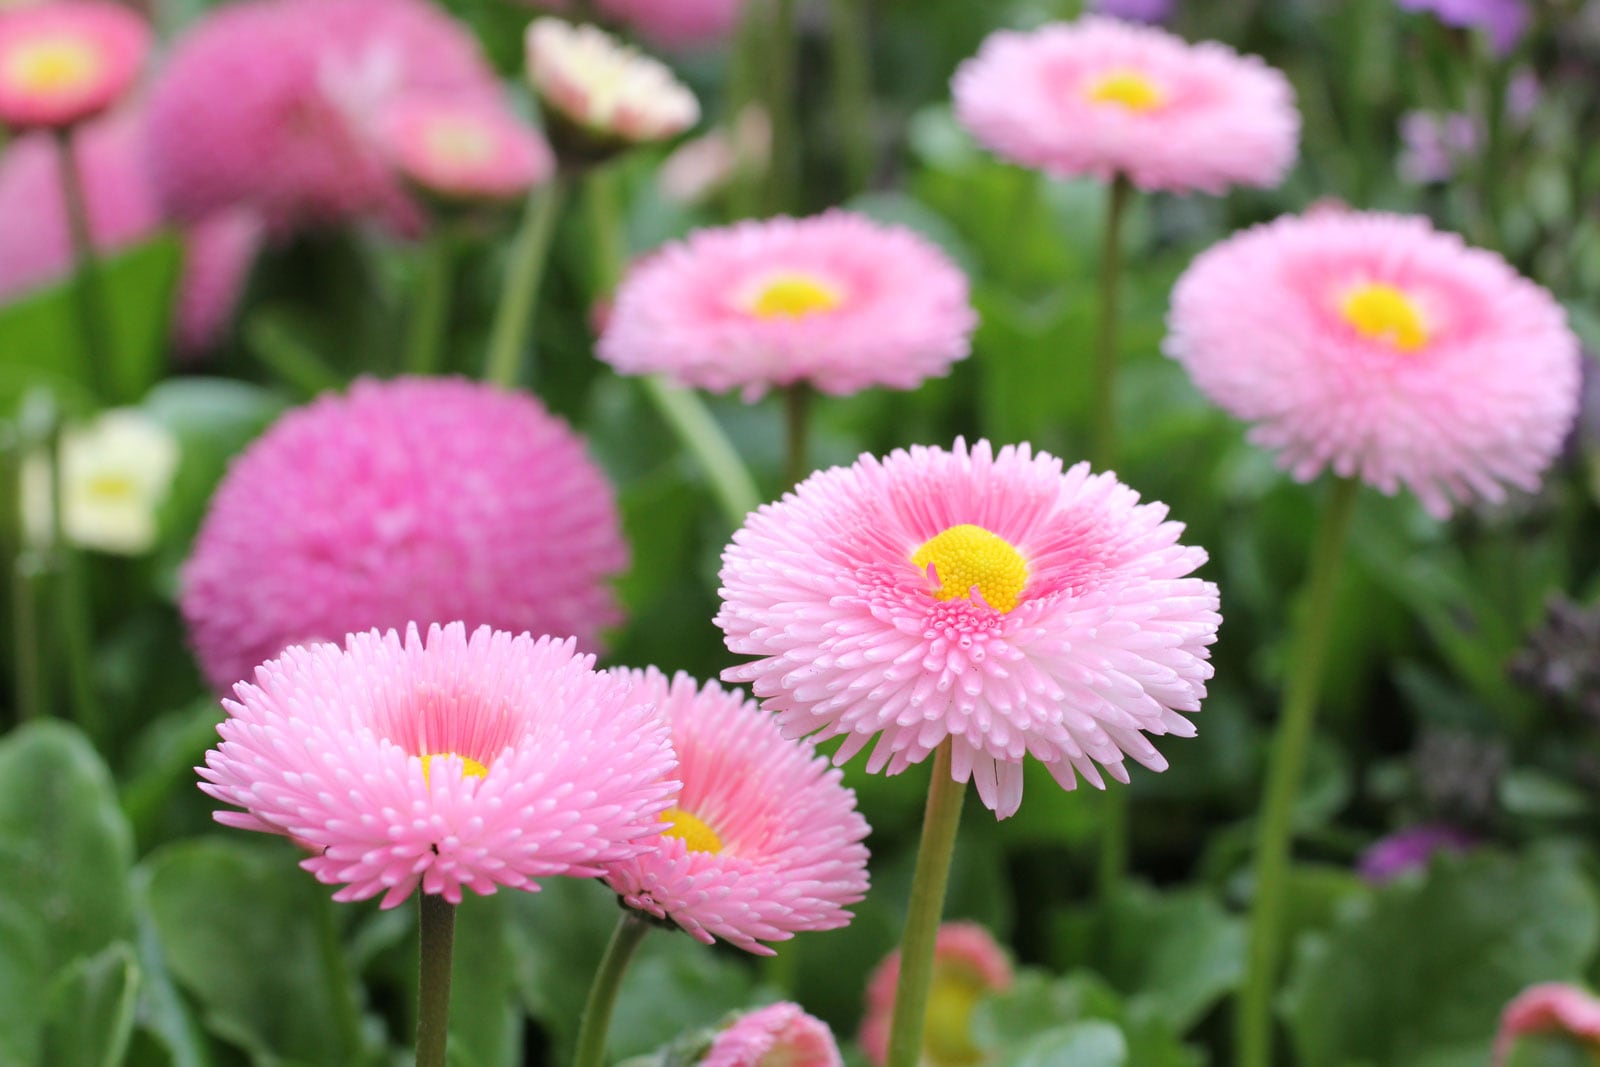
[
  {"left": 485, "top": 178, "right": 567, "bottom": 388},
  {"left": 572, "top": 912, "right": 652, "bottom": 1067},
  {"left": 416, "top": 894, "right": 457, "bottom": 1067}
]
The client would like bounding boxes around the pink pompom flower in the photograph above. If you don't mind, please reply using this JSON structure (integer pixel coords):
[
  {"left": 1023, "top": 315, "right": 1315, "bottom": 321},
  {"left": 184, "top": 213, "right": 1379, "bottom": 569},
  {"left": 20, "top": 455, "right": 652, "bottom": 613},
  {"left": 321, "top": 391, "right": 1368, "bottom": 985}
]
[
  {"left": 1165, "top": 211, "right": 1581, "bottom": 517},
  {"left": 598, "top": 212, "right": 977, "bottom": 401},
  {"left": 199, "top": 622, "right": 679, "bottom": 907},
  {"left": 716, "top": 438, "right": 1221, "bottom": 819},
  {"left": 859, "top": 922, "right": 1014, "bottom": 1067},
  {"left": 704, "top": 1003, "right": 843, "bottom": 1067},
  {"left": 951, "top": 16, "right": 1298, "bottom": 194},
  {"left": 1493, "top": 983, "right": 1600, "bottom": 1066},
  {"left": 376, "top": 94, "right": 554, "bottom": 203},
  {"left": 598, "top": 668, "right": 871, "bottom": 956},
  {"left": 181, "top": 377, "right": 627, "bottom": 691},
  {"left": 0, "top": 1, "right": 148, "bottom": 129}
]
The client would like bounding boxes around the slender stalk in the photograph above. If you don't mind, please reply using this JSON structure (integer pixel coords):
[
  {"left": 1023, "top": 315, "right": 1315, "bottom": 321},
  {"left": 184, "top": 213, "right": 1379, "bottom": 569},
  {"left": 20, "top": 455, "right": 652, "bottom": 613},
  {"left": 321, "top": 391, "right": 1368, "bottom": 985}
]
[
  {"left": 783, "top": 384, "right": 811, "bottom": 489},
  {"left": 572, "top": 913, "right": 653, "bottom": 1067},
  {"left": 827, "top": 0, "right": 873, "bottom": 196},
  {"left": 1235, "top": 476, "right": 1362, "bottom": 1067},
  {"left": 48, "top": 425, "right": 101, "bottom": 739},
  {"left": 416, "top": 893, "right": 457, "bottom": 1067},
  {"left": 884, "top": 741, "right": 967, "bottom": 1067},
  {"left": 485, "top": 178, "right": 567, "bottom": 388},
  {"left": 55, "top": 130, "right": 116, "bottom": 400},
  {"left": 728, "top": 0, "right": 769, "bottom": 219},
  {"left": 587, "top": 168, "right": 628, "bottom": 292},
  {"left": 765, "top": 0, "right": 801, "bottom": 213},
  {"left": 11, "top": 553, "right": 46, "bottom": 722},
  {"left": 1090, "top": 173, "right": 1132, "bottom": 472},
  {"left": 404, "top": 228, "right": 456, "bottom": 377}
]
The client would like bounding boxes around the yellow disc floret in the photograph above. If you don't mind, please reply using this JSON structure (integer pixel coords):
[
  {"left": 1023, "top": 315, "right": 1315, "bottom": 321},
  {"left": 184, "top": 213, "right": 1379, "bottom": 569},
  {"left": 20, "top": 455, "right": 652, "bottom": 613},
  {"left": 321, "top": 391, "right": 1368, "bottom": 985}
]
[
  {"left": 5, "top": 37, "right": 98, "bottom": 97},
  {"left": 662, "top": 806, "right": 723, "bottom": 853},
  {"left": 1084, "top": 69, "right": 1166, "bottom": 112},
  {"left": 420, "top": 752, "right": 490, "bottom": 785},
  {"left": 1341, "top": 282, "right": 1429, "bottom": 352},
  {"left": 424, "top": 118, "right": 496, "bottom": 167},
  {"left": 922, "top": 969, "right": 988, "bottom": 1067},
  {"left": 911, "top": 524, "right": 1028, "bottom": 614},
  {"left": 746, "top": 273, "right": 844, "bottom": 319}
]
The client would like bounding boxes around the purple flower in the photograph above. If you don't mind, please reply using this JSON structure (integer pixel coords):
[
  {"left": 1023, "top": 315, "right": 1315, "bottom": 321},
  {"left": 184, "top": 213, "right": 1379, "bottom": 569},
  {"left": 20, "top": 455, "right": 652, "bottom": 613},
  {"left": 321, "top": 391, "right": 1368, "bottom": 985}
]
[
  {"left": 1089, "top": 0, "right": 1174, "bottom": 24},
  {"left": 1396, "top": 0, "right": 1529, "bottom": 54},
  {"left": 1397, "top": 110, "right": 1479, "bottom": 183},
  {"left": 1358, "top": 824, "right": 1478, "bottom": 883}
]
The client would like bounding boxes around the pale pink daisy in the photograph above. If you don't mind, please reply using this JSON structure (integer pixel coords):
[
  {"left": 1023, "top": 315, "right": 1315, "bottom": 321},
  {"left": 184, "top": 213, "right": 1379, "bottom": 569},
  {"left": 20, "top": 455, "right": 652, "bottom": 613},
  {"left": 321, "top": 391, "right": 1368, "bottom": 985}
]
[
  {"left": 199, "top": 622, "right": 679, "bottom": 907},
  {"left": 376, "top": 94, "right": 554, "bottom": 203},
  {"left": 859, "top": 922, "right": 1014, "bottom": 1067},
  {"left": 1493, "top": 983, "right": 1600, "bottom": 1066},
  {"left": 598, "top": 668, "right": 870, "bottom": 956},
  {"left": 716, "top": 439, "right": 1220, "bottom": 819},
  {"left": 598, "top": 212, "right": 977, "bottom": 401},
  {"left": 0, "top": 1, "right": 148, "bottom": 129},
  {"left": 704, "top": 1003, "right": 843, "bottom": 1067},
  {"left": 1165, "top": 211, "right": 1581, "bottom": 517},
  {"left": 181, "top": 377, "right": 626, "bottom": 691},
  {"left": 951, "top": 16, "right": 1298, "bottom": 194}
]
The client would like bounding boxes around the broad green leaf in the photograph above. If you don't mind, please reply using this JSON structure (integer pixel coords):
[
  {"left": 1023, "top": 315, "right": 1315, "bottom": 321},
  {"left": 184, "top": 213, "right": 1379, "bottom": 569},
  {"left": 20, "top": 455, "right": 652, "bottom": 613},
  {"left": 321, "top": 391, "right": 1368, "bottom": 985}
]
[
  {"left": 974, "top": 972, "right": 1199, "bottom": 1067},
  {"left": 41, "top": 942, "right": 141, "bottom": 1067},
  {"left": 0, "top": 898, "right": 47, "bottom": 1065},
  {"left": 998, "top": 1021, "right": 1127, "bottom": 1067}
]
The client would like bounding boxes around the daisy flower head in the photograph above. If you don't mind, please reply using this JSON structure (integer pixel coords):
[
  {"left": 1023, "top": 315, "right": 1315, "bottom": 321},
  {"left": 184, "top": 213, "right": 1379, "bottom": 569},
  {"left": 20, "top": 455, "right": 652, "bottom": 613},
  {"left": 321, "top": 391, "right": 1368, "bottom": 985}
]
[
  {"left": 1165, "top": 211, "right": 1581, "bottom": 517},
  {"left": 704, "top": 1003, "right": 843, "bottom": 1067},
  {"left": 951, "top": 16, "right": 1298, "bottom": 194},
  {"left": 598, "top": 212, "right": 977, "bottom": 401},
  {"left": 0, "top": 1, "right": 148, "bottom": 129},
  {"left": 1494, "top": 984, "right": 1600, "bottom": 1066},
  {"left": 181, "top": 377, "right": 626, "bottom": 692},
  {"left": 859, "top": 922, "right": 1013, "bottom": 1067},
  {"left": 716, "top": 439, "right": 1221, "bottom": 819},
  {"left": 20, "top": 407, "right": 179, "bottom": 555},
  {"left": 598, "top": 668, "right": 871, "bottom": 955},
  {"left": 376, "top": 93, "right": 555, "bottom": 203},
  {"left": 199, "top": 623, "right": 679, "bottom": 907}
]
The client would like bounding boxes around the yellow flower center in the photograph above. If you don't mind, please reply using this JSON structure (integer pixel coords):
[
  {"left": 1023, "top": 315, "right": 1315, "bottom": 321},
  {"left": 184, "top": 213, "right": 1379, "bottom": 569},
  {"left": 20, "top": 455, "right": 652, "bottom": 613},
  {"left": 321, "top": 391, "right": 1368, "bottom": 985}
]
[
  {"left": 1341, "top": 282, "right": 1429, "bottom": 352},
  {"left": 84, "top": 473, "right": 136, "bottom": 501},
  {"left": 1085, "top": 69, "right": 1166, "bottom": 112},
  {"left": 422, "top": 118, "right": 496, "bottom": 168},
  {"left": 420, "top": 752, "right": 489, "bottom": 784},
  {"left": 921, "top": 967, "right": 988, "bottom": 1067},
  {"left": 911, "top": 524, "right": 1028, "bottom": 614},
  {"left": 5, "top": 36, "right": 99, "bottom": 97},
  {"left": 746, "top": 273, "right": 844, "bottom": 319},
  {"left": 662, "top": 806, "right": 723, "bottom": 853}
]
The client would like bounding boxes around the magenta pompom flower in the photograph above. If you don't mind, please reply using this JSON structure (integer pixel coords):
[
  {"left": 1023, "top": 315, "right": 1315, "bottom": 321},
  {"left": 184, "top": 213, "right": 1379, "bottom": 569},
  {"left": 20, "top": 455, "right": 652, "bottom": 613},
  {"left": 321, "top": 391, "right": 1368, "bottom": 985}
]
[
  {"left": 377, "top": 94, "right": 554, "bottom": 202},
  {"left": 598, "top": 668, "right": 870, "bottom": 955},
  {"left": 704, "top": 1003, "right": 843, "bottom": 1067},
  {"left": 181, "top": 377, "right": 627, "bottom": 691},
  {"left": 716, "top": 438, "right": 1220, "bottom": 819},
  {"left": 599, "top": 212, "right": 977, "bottom": 401},
  {"left": 1165, "top": 211, "right": 1581, "bottom": 517},
  {"left": 859, "top": 922, "right": 1013, "bottom": 1067},
  {"left": 0, "top": 1, "right": 148, "bottom": 129},
  {"left": 1494, "top": 984, "right": 1600, "bottom": 1066},
  {"left": 199, "top": 623, "right": 679, "bottom": 907},
  {"left": 951, "top": 16, "right": 1298, "bottom": 194}
]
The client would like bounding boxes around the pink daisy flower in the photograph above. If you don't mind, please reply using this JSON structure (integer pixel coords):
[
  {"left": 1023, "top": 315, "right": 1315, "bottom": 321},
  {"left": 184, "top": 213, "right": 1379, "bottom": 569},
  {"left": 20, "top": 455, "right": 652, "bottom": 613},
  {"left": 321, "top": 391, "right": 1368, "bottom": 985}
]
[
  {"left": 1494, "top": 983, "right": 1600, "bottom": 1066},
  {"left": 859, "top": 922, "right": 1013, "bottom": 1067},
  {"left": 704, "top": 1003, "right": 843, "bottom": 1067},
  {"left": 199, "top": 622, "right": 679, "bottom": 907},
  {"left": 716, "top": 439, "right": 1220, "bottom": 819},
  {"left": 598, "top": 668, "right": 870, "bottom": 956},
  {"left": 598, "top": 212, "right": 977, "bottom": 401},
  {"left": 180, "top": 377, "right": 627, "bottom": 691},
  {"left": 0, "top": 1, "right": 148, "bottom": 129},
  {"left": 376, "top": 94, "right": 554, "bottom": 203},
  {"left": 1165, "top": 211, "right": 1581, "bottom": 517},
  {"left": 951, "top": 16, "right": 1298, "bottom": 194}
]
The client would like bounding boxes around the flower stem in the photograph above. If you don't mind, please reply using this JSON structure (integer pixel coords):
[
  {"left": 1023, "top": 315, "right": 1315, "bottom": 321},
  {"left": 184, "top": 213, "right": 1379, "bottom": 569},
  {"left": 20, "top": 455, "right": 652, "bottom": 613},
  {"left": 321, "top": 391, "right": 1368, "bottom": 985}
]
[
  {"left": 573, "top": 912, "right": 653, "bottom": 1067},
  {"left": 47, "top": 422, "right": 101, "bottom": 741},
  {"left": 56, "top": 130, "right": 116, "bottom": 401},
  {"left": 885, "top": 740, "right": 967, "bottom": 1067},
  {"left": 416, "top": 893, "right": 457, "bottom": 1067},
  {"left": 1090, "top": 173, "right": 1132, "bottom": 472},
  {"left": 827, "top": 0, "right": 873, "bottom": 196},
  {"left": 405, "top": 228, "right": 456, "bottom": 377},
  {"left": 1235, "top": 476, "right": 1361, "bottom": 1067},
  {"left": 783, "top": 383, "right": 811, "bottom": 489},
  {"left": 2, "top": 420, "right": 45, "bottom": 723},
  {"left": 765, "top": 0, "right": 800, "bottom": 214},
  {"left": 485, "top": 178, "right": 567, "bottom": 388}
]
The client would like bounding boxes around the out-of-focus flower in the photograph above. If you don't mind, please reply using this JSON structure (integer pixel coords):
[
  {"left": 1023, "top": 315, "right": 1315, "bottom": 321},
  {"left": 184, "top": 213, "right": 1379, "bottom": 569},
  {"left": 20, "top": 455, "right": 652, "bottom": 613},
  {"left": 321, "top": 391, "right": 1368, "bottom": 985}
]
[
  {"left": 180, "top": 377, "right": 627, "bottom": 691},
  {"left": 599, "top": 668, "right": 870, "bottom": 956},
  {"left": 1397, "top": 0, "right": 1528, "bottom": 54},
  {"left": 376, "top": 94, "right": 554, "bottom": 203},
  {"left": 522, "top": 0, "right": 746, "bottom": 50},
  {"left": 1398, "top": 111, "right": 1478, "bottom": 184},
  {"left": 175, "top": 208, "right": 264, "bottom": 351},
  {"left": 703, "top": 1003, "right": 843, "bottom": 1067},
  {"left": 1494, "top": 984, "right": 1600, "bottom": 1066},
  {"left": 1088, "top": 0, "right": 1173, "bottom": 23},
  {"left": 951, "top": 16, "right": 1298, "bottom": 194},
  {"left": 199, "top": 622, "right": 679, "bottom": 908},
  {"left": 0, "top": 1, "right": 148, "bottom": 129},
  {"left": 21, "top": 408, "right": 178, "bottom": 555},
  {"left": 1165, "top": 211, "right": 1581, "bottom": 517},
  {"left": 599, "top": 211, "right": 976, "bottom": 401},
  {"left": 860, "top": 922, "right": 1014, "bottom": 1067},
  {"left": 1510, "top": 596, "right": 1600, "bottom": 725},
  {"left": 716, "top": 438, "right": 1220, "bottom": 819},
  {"left": 1356, "top": 824, "right": 1477, "bottom": 883},
  {"left": 658, "top": 105, "right": 770, "bottom": 207}
]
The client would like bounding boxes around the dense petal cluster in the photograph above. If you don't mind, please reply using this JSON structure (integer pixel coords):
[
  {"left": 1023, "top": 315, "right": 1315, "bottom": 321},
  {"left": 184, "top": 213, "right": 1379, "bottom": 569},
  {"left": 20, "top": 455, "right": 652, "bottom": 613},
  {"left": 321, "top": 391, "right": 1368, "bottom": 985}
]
[
  {"left": 859, "top": 922, "right": 1014, "bottom": 1067},
  {"left": 599, "top": 212, "right": 977, "bottom": 401},
  {"left": 716, "top": 439, "right": 1220, "bottom": 818},
  {"left": 0, "top": 1, "right": 148, "bottom": 128},
  {"left": 181, "top": 377, "right": 627, "bottom": 691},
  {"left": 951, "top": 16, "right": 1298, "bottom": 194},
  {"left": 377, "top": 94, "right": 554, "bottom": 202},
  {"left": 599, "top": 668, "right": 871, "bottom": 955},
  {"left": 1165, "top": 211, "right": 1581, "bottom": 517},
  {"left": 525, "top": 18, "right": 699, "bottom": 148},
  {"left": 199, "top": 623, "right": 679, "bottom": 907},
  {"left": 1494, "top": 983, "right": 1600, "bottom": 1066},
  {"left": 704, "top": 1003, "right": 843, "bottom": 1067}
]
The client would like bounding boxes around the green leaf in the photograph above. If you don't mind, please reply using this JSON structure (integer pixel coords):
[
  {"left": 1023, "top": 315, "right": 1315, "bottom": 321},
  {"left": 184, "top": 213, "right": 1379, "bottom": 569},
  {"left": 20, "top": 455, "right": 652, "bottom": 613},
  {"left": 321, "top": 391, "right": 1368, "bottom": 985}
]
[
  {"left": 447, "top": 894, "right": 521, "bottom": 1067},
  {"left": 0, "top": 898, "right": 48, "bottom": 1065},
  {"left": 41, "top": 942, "right": 142, "bottom": 1067},
  {"left": 997, "top": 1021, "right": 1127, "bottom": 1067},
  {"left": 974, "top": 972, "right": 1198, "bottom": 1067}
]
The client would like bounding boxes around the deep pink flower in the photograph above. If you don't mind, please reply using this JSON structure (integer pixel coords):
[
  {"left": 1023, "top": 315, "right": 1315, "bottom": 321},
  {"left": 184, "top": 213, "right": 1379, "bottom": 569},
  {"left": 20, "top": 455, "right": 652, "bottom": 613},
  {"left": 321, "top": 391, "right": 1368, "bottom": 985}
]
[
  {"left": 1166, "top": 211, "right": 1581, "bottom": 517},
  {"left": 181, "top": 377, "right": 627, "bottom": 691},
  {"left": 1356, "top": 823, "right": 1476, "bottom": 883},
  {"left": 716, "top": 439, "right": 1220, "bottom": 818},
  {"left": 1494, "top": 983, "right": 1600, "bottom": 1066},
  {"left": 376, "top": 94, "right": 554, "bottom": 202},
  {"left": 0, "top": 1, "right": 148, "bottom": 129},
  {"left": 859, "top": 922, "right": 1014, "bottom": 1067},
  {"left": 600, "top": 0, "right": 745, "bottom": 49},
  {"left": 599, "top": 212, "right": 977, "bottom": 401},
  {"left": 199, "top": 622, "right": 679, "bottom": 907},
  {"left": 704, "top": 1003, "right": 843, "bottom": 1067},
  {"left": 599, "top": 668, "right": 870, "bottom": 955},
  {"left": 952, "top": 16, "right": 1298, "bottom": 194}
]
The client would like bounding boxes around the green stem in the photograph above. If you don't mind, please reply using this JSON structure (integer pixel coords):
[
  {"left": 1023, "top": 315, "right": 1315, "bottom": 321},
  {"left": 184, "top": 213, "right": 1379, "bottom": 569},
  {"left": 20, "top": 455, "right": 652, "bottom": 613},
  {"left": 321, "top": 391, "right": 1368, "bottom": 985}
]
[
  {"left": 11, "top": 554, "right": 46, "bottom": 722},
  {"left": 485, "top": 178, "right": 567, "bottom": 388},
  {"left": 1235, "top": 476, "right": 1361, "bottom": 1067},
  {"left": 572, "top": 913, "right": 652, "bottom": 1067},
  {"left": 783, "top": 384, "right": 811, "bottom": 489},
  {"left": 765, "top": 0, "right": 800, "bottom": 213},
  {"left": 827, "top": 0, "right": 873, "bottom": 195},
  {"left": 55, "top": 130, "right": 116, "bottom": 401},
  {"left": 587, "top": 168, "right": 628, "bottom": 293},
  {"left": 641, "top": 376, "right": 762, "bottom": 527},
  {"left": 884, "top": 741, "right": 967, "bottom": 1067},
  {"left": 47, "top": 424, "right": 101, "bottom": 739},
  {"left": 416, "top": 894, "right": 457, "bottom": 1067},
  {"left": 728, "top": 0, "right": 769, "bottom": 219},
  {"left": 405, "top": 229, "right": 456, "bottom": 377},
  {"left": 1090, "top": 174, "right": 1132, "bottom": 472}
]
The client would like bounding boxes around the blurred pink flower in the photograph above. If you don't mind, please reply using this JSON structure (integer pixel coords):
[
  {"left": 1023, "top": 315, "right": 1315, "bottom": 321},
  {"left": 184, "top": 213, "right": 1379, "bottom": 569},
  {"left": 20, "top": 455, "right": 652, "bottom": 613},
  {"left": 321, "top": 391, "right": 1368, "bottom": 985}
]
[
  {"left": 181, "top": 377, "right": 627, "bottom": 691},
  {"left": 716, "top": 439, "right": 1220, "bottom": 819},
  {"left": 952, "top": 16, "right": 1298, "bottom": 194},
  {"left": 0, "top": 0, "right": 148, "bottom": 128},
  {"left": 704, "top": 1003, "right": 843, "bottom": 1067},
  {"left": 376, "top": 94, "right": 554, "bottom": 202},
  {"left": 599, "top": 211, "right": 976, "bottom": 401},
  {"left": 1166, "top": 211, "right": 1581, "bottom": 517},
  {"left": 199, "top": 622, "right": 679, "bottom": 907},
  {"left": 860, "top": 922, "right": 1014, "bottom": 1067},
  {"left": 1494, "top": 983, "right": 1600, "bottom": 1066},
  {"left": 600, "top": 0, "right": 745, "bottom": 49},
  {"left": 1397, "top": 0, "right": 1528, "bottom": 53},
  {"left": 1356, "top": 823, "right": 1476, "bottom": 883}
]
